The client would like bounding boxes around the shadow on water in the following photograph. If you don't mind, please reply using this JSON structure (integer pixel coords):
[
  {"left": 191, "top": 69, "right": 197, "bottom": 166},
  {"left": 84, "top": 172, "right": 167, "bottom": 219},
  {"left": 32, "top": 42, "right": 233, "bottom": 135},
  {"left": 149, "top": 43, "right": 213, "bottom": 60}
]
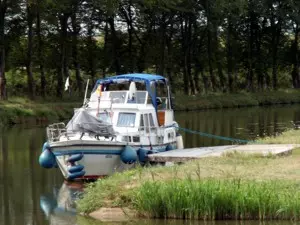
[{"left": 1, "top": 105, "right": 300, "bottom": 225}]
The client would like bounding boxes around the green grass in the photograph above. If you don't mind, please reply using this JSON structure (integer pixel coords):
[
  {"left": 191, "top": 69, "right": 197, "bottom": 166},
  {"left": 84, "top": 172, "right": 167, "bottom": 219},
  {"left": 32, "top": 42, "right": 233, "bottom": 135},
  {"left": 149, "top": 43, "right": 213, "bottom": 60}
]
[
  {"left": 256, "top": 129, "right": 300, "bottom": 144},
  {"left": 0, "top": 97, "right": 80, "bottom": 126},
  {"left": 134, "top": 179, "right": 300, "bottom": 220}
]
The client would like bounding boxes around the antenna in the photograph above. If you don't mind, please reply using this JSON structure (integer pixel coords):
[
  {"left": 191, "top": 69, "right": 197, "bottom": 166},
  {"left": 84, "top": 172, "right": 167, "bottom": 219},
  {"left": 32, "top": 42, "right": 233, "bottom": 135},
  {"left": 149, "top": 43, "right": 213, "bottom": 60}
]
[{"left": 83, "top": 79, "right": 90, "bottom": 106}]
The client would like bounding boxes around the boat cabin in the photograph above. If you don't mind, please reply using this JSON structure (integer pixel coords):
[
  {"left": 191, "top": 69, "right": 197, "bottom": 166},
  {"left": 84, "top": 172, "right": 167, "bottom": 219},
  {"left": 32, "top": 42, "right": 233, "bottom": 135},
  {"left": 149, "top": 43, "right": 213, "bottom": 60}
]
[{"left": 85, "top": 74, "right": 177, "bottom": 144}]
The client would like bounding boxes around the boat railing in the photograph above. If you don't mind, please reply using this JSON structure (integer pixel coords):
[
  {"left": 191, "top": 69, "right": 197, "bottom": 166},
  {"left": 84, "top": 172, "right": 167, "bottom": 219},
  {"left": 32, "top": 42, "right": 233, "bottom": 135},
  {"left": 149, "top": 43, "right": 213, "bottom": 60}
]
[
  {"left": 67, "top": 122, "right": 115, "bottom": 138},
  {"left": 89, "top": 91, "right": 149, "bottom": 105},
  {"left": 139, "top": 126, "right": 165, "bottom": 139},
  {"left": 47, "top": 123, "right": 174, "bottom": 143},
  {"left": 47, "top": 122, "right": 67, "bottom": 142},
  {"left": 47, "top": 122, "right": 116, "bottom": 142}
]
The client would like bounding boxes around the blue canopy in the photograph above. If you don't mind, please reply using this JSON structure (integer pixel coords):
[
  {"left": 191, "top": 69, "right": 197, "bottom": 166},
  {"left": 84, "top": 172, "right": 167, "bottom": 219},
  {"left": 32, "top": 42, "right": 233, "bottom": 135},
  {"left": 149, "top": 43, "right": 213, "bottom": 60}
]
[
  {"left": 92, "top": 74, "right": 168, "bottom": 110},
  {"left": 94, "top": 73, "right": 167, "bottom": 85}
]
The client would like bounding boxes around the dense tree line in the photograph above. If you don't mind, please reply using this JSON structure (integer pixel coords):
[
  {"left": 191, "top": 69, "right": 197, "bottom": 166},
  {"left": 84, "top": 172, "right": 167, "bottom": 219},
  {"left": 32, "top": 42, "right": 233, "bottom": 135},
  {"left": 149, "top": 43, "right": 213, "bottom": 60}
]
[{"left": 0, "top": 0, "right": 300, "bottom": 99}]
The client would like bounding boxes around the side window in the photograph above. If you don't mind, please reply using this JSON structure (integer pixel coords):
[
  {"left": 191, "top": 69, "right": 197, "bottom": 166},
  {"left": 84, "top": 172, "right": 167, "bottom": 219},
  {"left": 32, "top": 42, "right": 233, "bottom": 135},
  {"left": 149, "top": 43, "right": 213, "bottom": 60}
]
[
  {"left": 117, "top": 113, "right": 136, "bottom": 127},
  {"left": 139, "top": 114, "right": 144, "bottom": 131},
  {"left": 149, "top": 113, "right": 155, "bottom": 129},
  {"left": 143, "top": 114, "right": 149, "bottom": 133}
]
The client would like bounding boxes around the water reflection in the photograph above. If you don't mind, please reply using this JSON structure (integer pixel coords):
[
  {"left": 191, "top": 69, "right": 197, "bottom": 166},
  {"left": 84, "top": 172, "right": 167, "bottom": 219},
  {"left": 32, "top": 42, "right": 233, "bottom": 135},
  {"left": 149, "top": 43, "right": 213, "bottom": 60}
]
[
  {"left": 40, "top": 182, "right": 83, "bottom": 225},
  {"left": 176, "top": 105, "right": 300, "bottom": 148}
]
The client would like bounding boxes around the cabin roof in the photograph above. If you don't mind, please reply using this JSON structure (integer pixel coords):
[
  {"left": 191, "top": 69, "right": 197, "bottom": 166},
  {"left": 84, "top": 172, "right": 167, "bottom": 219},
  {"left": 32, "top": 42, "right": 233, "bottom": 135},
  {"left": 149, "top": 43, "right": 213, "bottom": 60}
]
[{"left": 95, "top": 73, "right": 167, "bottom": 85}]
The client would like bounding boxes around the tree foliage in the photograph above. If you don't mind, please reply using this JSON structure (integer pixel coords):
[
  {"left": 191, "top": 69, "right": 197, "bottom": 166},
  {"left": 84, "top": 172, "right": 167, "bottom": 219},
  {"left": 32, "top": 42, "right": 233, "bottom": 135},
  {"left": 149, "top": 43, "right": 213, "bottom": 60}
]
[{"left": 1, "top": 0, "right": 300, "bottom": 98}]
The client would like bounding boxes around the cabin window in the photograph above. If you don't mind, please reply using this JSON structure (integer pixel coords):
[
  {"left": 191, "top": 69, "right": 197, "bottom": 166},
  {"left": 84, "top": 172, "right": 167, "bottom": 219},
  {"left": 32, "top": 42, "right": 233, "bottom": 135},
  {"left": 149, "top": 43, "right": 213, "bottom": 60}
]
[
  {"left": 117, "top": 113, "right": 136, "bottom": 127},
  {"left": 133, "top": 136, "right": 140, "bottom": 142}
]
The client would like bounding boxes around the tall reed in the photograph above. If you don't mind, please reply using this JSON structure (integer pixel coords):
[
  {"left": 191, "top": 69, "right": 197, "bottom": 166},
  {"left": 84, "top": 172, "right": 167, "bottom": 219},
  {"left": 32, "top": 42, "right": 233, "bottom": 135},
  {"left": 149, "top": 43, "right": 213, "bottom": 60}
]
[{"left": 133, "top": 179, "right": 300, "bottom": 220}]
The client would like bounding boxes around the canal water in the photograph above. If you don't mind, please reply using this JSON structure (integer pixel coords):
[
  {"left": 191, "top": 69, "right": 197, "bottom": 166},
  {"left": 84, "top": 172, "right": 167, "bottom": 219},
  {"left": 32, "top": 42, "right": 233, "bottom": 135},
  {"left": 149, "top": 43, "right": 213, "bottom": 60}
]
[{"left": 0, "top": 105, "right": 300, "bottom": 225}]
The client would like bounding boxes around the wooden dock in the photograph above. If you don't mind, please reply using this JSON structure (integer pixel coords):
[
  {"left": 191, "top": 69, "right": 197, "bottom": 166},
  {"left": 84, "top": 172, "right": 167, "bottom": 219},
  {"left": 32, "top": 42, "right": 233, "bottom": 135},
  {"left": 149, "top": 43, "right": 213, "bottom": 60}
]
[{"left": 147, "top": 144, "right": 300, "bottom": 163}]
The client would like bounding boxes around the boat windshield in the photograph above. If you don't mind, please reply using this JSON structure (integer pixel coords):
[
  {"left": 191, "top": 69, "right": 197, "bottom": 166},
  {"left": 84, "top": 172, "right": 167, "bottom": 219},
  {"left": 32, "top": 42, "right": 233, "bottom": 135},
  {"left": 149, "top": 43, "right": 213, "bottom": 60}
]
[
  {"left": 97, "top": 112, "right": 112, "bottom": 124},
  {"left": 110, "top": 91, "right": 127, "bottom": 104}
]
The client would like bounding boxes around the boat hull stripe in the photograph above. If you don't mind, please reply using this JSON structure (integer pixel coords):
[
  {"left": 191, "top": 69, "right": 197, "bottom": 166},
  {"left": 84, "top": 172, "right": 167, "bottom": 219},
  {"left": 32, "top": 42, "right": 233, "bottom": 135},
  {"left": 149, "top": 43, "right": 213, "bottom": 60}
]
[
  {"left": 53, "top": 146, "right": 171, "bottom": 156},
  {"left": 53, "top": 150, "right": 122, "bottom": 156}
]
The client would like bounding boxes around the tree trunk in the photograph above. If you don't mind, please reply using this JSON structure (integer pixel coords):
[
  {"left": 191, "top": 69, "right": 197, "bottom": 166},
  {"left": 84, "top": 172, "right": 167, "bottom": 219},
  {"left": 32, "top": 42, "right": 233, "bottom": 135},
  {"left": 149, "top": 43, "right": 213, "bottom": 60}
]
[
  {"left": 292, "top": 25, "right": 300, "bottom": 88},
  {"left": 180, "top": 15, "right": 190, "bottom": 95},
  {"left": 108, "top": 16, "right": 121, "bottom": 74},
  {"left": 271, "top": 22, "right": 280, "bottom": 90},
  {"left": 36, "top": 0, "right": 46, "bottom": 98},
  {"left": 0, "top": 0, "right": 7, "bottom": 100},
  {"left": 57, "top": 13, "right": 69, "bottom": 98},
  {"left": 206, "top": 0, "right": 216, "bottom": 92},
  {"left": 227, "top": 18, "right": 234, "bottom": 92},
  {"left": 137, "top": 40, "right": 146, "bottom": 73},
  {"left": 71, "top": 6, "right": 82, "bottom": 96},
  {"left": 187, "top": 15, "right": 196, "bottom": 95},
  {"left": 256, "top": 18, "right": 266, "bottom": 90},
  {"left": 212, "top": 22, "right": 225, "bottom": 92},
  {"left": 26, "top": 0, "right": 35, "bottom": 99},
  {"left": 157, "top": 14, "right": 167, "bottom": 76},
  {"left": 127, "top": 0, "right": 133, "bottom": 72},
  {"left": 137, "top": 20, "right": 154, "bottom": 73},
  {"left": 270, "top": 3, "right": 281, "bottom": 90},
  {"left": 88, "top": 22, "right": 96, "bottom": 81},
  {"left": 193, "top": 21, "right": 207, "bottom": 94},
  {"left": 166, "top": 27, "right": 174, "bottom": 89},
  {"left": 208, "top": 30, "right": 216, "bottom": 91},
  {"left": 216, "top": 40, "right": 225, "bottom": 91},
  {"left": 247, "top": 3, "right": 255, "bottom": 91}
]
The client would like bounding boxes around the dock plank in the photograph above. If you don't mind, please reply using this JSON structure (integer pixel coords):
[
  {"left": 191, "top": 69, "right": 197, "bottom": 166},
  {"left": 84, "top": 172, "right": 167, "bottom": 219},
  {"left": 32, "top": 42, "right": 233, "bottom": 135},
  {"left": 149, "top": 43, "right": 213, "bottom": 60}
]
[{"left": 147, "top": 144, "right": 300, "bottom": 162}]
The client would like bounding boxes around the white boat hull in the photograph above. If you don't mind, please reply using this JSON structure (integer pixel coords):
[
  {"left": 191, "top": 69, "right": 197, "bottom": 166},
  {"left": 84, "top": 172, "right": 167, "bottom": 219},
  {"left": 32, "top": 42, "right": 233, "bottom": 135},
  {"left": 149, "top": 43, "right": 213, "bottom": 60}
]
[{"left": 50, "top": 140, "right": 176, "bottom": 180}]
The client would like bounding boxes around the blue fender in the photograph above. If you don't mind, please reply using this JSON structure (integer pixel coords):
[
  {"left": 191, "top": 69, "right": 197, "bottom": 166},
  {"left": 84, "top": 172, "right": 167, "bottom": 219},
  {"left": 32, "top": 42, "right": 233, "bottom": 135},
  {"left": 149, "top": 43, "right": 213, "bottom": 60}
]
[
  {"left": 39, "top": 149, "right": 56, "bottom": 169},
  {"left": 41, "top": 142, "right": 50, "bottom": 152},
  {"left": 67, "top": 154, "right": 84, "bottom": 163},
  {"left": 138, "top": 148, "right": 149, "bottom": 163},
  {"left": 121, "top": 146, "right": 137, "bottom": 164},
  {"left": 67, "top": 170, "right": 86, "bottom": 181},
  {"left": 68, "top": 164, "right": 84, "bottom": 173}
]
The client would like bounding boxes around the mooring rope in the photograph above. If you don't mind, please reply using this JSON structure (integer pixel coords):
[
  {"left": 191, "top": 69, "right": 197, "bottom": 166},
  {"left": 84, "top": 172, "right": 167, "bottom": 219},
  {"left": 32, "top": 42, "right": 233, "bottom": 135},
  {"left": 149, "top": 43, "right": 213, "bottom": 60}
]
[{"left": 176, "top": 126, "right": 255, "bottom": 144}]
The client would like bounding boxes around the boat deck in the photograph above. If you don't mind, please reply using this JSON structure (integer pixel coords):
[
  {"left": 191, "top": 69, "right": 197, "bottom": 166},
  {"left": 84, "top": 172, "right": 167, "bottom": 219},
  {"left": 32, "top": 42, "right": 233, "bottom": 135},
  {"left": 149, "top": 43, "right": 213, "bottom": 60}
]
[{"left": 147, "top": 144, "right": 300, "bottom": 162}]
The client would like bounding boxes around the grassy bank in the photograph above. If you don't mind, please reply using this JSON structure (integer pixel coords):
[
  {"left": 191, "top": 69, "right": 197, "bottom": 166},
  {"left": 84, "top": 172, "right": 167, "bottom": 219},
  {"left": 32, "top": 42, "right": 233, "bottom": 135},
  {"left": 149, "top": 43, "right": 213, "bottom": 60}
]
[
  {"left": 1, "top": 89, "right": 300, "bottom": 125},
  {"left": 173, "top": 89, "right": 300, "bottom": 110},
  {"left": 0, "top": 97, "right": 80, "bottom": 126},
  {"left": 77, "top": 129, "right": 300, "bottom": 220}
]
